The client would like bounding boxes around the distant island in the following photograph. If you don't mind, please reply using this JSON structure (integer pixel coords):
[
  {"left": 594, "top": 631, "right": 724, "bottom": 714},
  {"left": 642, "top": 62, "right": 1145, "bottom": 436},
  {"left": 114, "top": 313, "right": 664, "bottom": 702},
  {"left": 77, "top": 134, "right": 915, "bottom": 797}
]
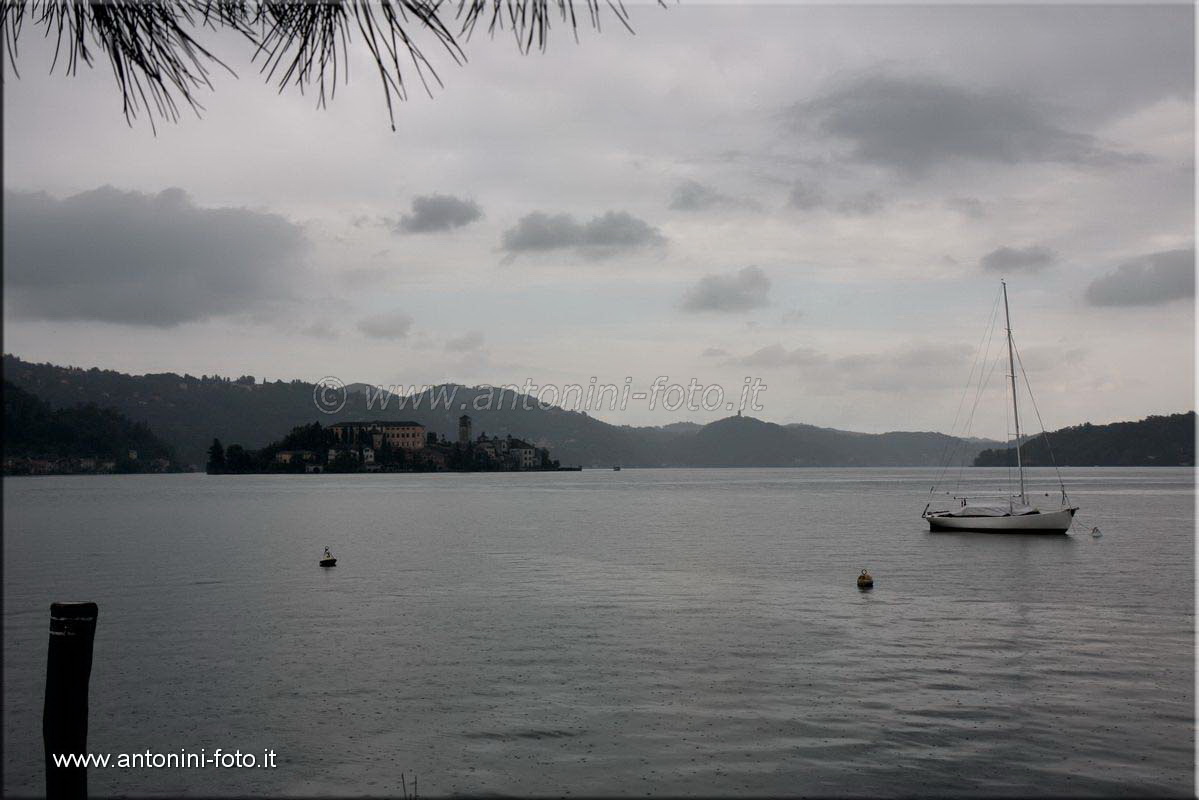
[
  {"left": 3, "top": 355, "right": 1193, "bottom": 469},
  {"left": 974, "top": 412, "right": 1195, "bottom": 467},
  {"left": 207, "top": 416, "right": 566, "bottom": 474},
  {"left": 2, "top": 380, "right": 181, "bottom": 475}
]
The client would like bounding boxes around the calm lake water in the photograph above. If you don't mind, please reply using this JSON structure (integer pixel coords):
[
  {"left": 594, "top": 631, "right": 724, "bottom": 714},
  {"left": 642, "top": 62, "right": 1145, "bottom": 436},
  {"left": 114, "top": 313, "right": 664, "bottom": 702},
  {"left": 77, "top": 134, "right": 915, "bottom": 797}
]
[{"left": 3, "top": 468, "right": 1194, "bottom": 796}]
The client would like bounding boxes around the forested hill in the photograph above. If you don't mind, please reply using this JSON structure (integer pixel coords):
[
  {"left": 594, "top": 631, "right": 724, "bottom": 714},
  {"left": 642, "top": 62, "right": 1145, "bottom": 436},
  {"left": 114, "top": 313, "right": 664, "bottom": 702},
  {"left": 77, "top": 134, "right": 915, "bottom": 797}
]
[
  {"left": 3, "top": 354, "right": 998, "bottom": 468},
  {"left": 3, "top": 380, "right": 176, "bottom": 464},
  {"left": 2, "top": 355, "right": 673, "bottom": 467},
  {"left": 973, "top": 413, "right": 1195, "bottom": 467}
]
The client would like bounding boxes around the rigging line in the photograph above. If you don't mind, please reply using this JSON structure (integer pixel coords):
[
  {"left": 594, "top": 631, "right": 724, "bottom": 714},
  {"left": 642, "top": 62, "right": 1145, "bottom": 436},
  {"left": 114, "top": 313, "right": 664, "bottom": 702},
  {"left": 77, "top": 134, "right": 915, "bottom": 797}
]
[
  {"left": 946, "top": 297, "right": 1004, "bottom": 494},
  {"left": 1005, "top": 348, "right": 1013, "bottom": 509},
  {"left": 954, "top": 351, "right": 1006, "bottom": 494},
  {"left": 960, "top": 299, "right": 1003, "bottom": 443},
  {"left": 959, "top": 311, "right": 1007, "bottom": 448},
  {"left": 1011, "top": 335, "right": 1070, "bottom": 504},
  {"left": 929, "top": 286, "right": 1003, "bottom": 498},
  {"left": 952, "top": 350, "right": 1001, "bottom": 494},
  {"left": 947, "top": 286, "right": 1003, "bottom": 440},
  {"left": 925, "top": 291, "right": 1002, "bottom": 494},
  {"left": 949, "top": 328, "right": 1001, "bottom": 494}
]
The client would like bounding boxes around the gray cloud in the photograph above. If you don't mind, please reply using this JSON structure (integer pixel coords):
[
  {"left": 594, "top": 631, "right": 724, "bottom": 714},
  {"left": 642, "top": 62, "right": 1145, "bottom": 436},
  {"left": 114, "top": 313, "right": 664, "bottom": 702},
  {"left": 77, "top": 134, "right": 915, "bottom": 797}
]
[
  {"left": 501, "top": 212, "right": 578, "bottom": 251},
  {"left": 836, "top": 191, "right": 886, "bottom": 215},
  {"left": 788, "top": 181, "right": 826, "bottom": 210},
  {"left": 832, "top": 344, "right": 972, "bottom": 391},
  {"left": 445, "top": 330, "right": 485, "bottom": 351},
  {"left": 301, "top": 321, "right": 339, "bottom": 338},
  {"left": 792, "top": 73, "right": 1132, "bottom": 175},
  {"left": 671, "top": 179, "right": 732, "bottom": 211},
  {"left": 947, "top": 197, "right": 987, "bottom": 219},
  {"left": 980, "top": 245, "right": 1057, "bottom": 273},
  {"left": 788, "top": 181, "right": 885, "bottom": 215},
  {"left": 340, "top": 265, "right": 401, "bottom": 289},
  {"left": 1085, "top": 248, "right": 1195, "bottom": 306},
  {"left": 3, "top": 186, "right": 307, "bottom": 327},
  {"left": 501, "top": 210, "right": 665, "bottom": 258},
  {"left": 724, "top": 342, "right": 972, "bottom": 391},
  {"left": 357, "top": 311, "right": 414, "bottom": 340},
  {"left": 700, "top": 346, "right": 729, "bottom": 358},
  {"left": 396, "top": 194, "right": 483, "bottom": 233},
  {"left": 681, "top": 266, "right": 771, "bottom": 313},
  {"left": 584, "top": 211, "right": 666, "bottom": 250},
  {"left": 669, "top": 179, "right": 761, "bottom": 212},
  {"left": 729, "top": 344, "right": 826, "bottom": 367}
]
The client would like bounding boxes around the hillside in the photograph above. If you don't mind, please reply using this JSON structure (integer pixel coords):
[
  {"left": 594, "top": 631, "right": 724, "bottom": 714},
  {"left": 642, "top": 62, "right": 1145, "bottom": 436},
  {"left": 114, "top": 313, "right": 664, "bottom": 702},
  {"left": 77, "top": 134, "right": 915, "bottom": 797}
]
[
  {"left": 4, "top": 354, "right": 999, "bottom": 468},
  {"left": 3, "top": 380, "right": 176, "bottom": 468},
  {"left": 974, "top": 413, "right": 1194, "bottom": 467}
]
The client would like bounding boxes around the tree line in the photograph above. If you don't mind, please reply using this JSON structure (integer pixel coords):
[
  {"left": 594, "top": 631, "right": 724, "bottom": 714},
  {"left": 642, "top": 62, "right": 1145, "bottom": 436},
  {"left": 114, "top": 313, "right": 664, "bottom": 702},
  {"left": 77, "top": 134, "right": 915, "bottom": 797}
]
[
  {"left": 973, "top": 412, "right": 1195, "bottom": 467},
  {"left": 3, "top": 381, "right": 177, "bottom": 470}
]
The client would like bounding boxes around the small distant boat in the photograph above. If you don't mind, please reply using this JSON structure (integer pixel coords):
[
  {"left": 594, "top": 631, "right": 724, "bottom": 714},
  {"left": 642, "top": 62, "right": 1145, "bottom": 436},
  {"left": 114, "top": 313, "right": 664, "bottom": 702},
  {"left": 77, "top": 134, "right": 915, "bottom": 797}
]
[
  {"left": 612, "top": 465, "right": 621, "bottom": 471},
  {"left": 320, "top": 547, "right": 337, "bottom": 567}
]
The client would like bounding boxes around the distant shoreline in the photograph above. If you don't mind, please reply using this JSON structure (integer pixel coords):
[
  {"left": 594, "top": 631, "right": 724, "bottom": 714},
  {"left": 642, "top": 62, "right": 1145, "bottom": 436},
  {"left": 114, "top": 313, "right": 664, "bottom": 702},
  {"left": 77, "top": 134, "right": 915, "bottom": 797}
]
[{"left": 4, "top": 460, "right": 1194, "bottom": 479}]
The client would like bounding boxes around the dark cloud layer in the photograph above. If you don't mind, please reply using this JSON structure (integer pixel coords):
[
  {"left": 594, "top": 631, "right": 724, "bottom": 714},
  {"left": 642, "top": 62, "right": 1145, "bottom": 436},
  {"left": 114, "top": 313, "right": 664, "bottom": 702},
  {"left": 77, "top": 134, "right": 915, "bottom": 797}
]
[
  {"left": 3, "top": 186, "right": 307, "bottom": 327},
  {"left": 1085, "top": 248, "right": 1195, "bottom": 306},
  {"left": 396, "top": 194, "right": 483, "bottom": 233},
  {"left": 980, "top": 245, "right": 1057, "bottom": 273},
  {"left": 501, "top": 210, "right": 665, "bottom": 258},
  {"left": 681, "top": 266, "right": 770, "bottom": 313},
  {"left": 793, "top": 74, "right": 1131, "bottom": 175}
]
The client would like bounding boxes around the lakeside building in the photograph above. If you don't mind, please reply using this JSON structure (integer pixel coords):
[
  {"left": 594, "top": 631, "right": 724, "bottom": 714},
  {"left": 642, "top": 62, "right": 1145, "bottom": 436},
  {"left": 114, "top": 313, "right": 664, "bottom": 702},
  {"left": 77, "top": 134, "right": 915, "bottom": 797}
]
[
  {"left": 329, "top": 420, "right": 426, "bottom": 451},
  {"left": 275, "top": 449, "right": 318, "bottom": 464},
  {"left": 211, "top": 415, "right": 561, "bottom": 474},
  {"left": 4, "top": 455, "right": 177, "bottom": 476},
  {"left": 508, "top": 438, "right": 538, "bottom": 469},
  {"left": 336, "top": 417, "right": 556, "bottom": 472}
]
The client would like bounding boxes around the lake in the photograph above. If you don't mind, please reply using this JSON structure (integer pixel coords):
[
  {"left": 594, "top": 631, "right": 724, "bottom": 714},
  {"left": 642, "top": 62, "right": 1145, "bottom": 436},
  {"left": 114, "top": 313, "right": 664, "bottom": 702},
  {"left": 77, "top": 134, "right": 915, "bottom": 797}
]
[{"left": 2, "top": 468, "right": 1193, "bottom": 796}]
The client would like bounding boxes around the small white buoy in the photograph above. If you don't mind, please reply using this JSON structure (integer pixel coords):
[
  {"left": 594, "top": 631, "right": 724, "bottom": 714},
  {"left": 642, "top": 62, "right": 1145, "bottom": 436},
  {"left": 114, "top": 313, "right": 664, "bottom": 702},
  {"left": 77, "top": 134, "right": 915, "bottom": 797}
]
[{"left": 1090, "top": 526, "right": 1102, "bottom": 538}]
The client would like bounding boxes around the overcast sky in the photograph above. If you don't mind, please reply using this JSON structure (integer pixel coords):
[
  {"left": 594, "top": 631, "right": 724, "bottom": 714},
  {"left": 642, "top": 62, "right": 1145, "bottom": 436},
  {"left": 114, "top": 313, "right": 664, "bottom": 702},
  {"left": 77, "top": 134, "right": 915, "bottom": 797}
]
[{"left": 3, "top": 2, "right": 1194, "bottom": 437}]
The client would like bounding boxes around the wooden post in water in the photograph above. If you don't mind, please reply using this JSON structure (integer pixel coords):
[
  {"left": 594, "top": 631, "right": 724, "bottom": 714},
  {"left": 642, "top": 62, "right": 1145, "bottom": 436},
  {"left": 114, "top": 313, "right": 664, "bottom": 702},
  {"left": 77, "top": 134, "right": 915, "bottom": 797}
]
[{"left": 44, "top": 602, "right": 98, "bottom": 800}]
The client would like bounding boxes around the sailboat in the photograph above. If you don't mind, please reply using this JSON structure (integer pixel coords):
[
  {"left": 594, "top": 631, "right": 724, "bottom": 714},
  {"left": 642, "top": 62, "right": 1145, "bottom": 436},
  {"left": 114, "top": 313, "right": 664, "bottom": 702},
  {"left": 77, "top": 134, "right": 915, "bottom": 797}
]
[{"left": 922, "top": 281, "right": 1078, "bottom": 533}]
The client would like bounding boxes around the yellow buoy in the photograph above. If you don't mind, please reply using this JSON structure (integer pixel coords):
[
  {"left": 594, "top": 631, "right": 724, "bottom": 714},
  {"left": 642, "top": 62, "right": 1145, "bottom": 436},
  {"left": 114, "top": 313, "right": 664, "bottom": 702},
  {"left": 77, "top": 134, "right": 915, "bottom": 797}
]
[{"left": 857, "top": 569, "right": 874, "bottom": 589}]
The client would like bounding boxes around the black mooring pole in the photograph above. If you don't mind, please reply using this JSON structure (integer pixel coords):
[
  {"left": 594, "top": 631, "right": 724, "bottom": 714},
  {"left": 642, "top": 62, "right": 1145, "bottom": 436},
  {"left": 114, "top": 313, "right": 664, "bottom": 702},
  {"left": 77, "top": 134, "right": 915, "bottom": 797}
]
[{"left": 44, "top": 602, "right": 98, "bottom": 800}]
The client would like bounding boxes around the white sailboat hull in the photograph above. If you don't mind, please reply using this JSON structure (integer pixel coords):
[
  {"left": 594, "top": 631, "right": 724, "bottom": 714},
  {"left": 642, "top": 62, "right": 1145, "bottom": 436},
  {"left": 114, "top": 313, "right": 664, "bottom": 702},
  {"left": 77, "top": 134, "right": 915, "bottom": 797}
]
[{"left": 925, "top": 506, "right": 1076, "bottom": 533}]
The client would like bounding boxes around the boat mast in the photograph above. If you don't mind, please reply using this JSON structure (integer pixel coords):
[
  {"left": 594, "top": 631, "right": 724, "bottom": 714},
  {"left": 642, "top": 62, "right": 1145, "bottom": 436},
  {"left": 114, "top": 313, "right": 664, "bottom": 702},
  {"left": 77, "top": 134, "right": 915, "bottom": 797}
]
[{"left": 1002, "top": 280, "right": 1025, "bottom": 502}]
